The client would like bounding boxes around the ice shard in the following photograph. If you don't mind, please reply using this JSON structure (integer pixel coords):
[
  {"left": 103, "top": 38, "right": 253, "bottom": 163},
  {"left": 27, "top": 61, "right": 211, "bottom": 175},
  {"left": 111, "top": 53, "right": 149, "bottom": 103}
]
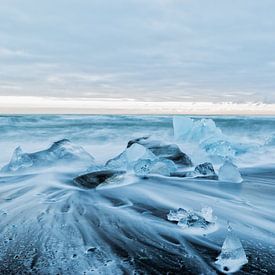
[
  {"left": 215, "top": 226, "right": 248, "bottom": 273},
  {"left": 167, "top": 207, "right": 217, "bottom": 233},
  {"left": 218, "top": 160, "right": 243, "bottom": 183}
]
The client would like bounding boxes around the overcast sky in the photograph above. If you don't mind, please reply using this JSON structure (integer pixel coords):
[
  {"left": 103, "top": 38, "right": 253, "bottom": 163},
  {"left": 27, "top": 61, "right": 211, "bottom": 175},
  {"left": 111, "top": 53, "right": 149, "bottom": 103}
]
[{"left": 0, "top": 0, "right": 275, "bottom": 106}]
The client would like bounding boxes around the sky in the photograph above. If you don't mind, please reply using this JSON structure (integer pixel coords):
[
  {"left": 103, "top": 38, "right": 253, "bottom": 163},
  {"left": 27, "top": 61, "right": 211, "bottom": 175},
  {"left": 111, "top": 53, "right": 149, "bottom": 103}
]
[{"left": 0, "top": 0, "right": 275, "bottom": 113}]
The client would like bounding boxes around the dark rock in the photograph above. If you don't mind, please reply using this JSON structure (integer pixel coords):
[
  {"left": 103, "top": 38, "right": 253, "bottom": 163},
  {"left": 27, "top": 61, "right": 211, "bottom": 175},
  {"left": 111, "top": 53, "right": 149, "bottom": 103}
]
[
  {"left": 195, "top": 162, "right": 215, "bottom": 175},
  {"left": 194, "top": 162, "right": 218, "bottom": 180},
  {"left": 74, "top": 170, "right": 126, "bottom": 189},
  {"left": 170, "top": 171, "right": 189, "bottom": 178},
  {"left": 127, "top": 136, "right": 150, "bottom": 148},
  {"left": 127, "top": 137, "right": 192, "bottom": 166}
]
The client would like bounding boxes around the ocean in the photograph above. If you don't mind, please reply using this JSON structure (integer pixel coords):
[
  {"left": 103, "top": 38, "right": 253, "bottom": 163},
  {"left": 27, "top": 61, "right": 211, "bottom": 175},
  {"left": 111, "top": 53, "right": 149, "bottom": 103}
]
[{"left": 0, "top": 115, "right": 274, "bottom": 274}]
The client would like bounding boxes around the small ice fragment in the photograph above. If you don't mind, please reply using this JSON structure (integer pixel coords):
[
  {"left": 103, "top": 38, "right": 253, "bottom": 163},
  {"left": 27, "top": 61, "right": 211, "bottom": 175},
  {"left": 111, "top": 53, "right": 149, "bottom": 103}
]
[
  {"left": 218, "top": 160, "right": 243, "bottom": 183},
  {"left": 167, "top": 208, "right": 188, "bottom": 221},
  {"left": 177, "top": 212, "right": 210, "bottom": 229},
  {"left": 215, "top": 226, "right": 248, "bottom": 273},
  {"left": 201, "top": 206, "right": 215, "bottom": 222},
  {"left": 167, "top": 207, "right": 217, "bottom": 234}
]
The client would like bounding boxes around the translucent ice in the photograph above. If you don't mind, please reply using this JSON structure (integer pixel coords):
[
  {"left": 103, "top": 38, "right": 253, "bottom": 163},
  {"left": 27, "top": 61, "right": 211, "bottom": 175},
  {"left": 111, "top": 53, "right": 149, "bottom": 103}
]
[
  {"left": 106, "top": 143, "right": 156, "bottom": 170},
  {"left": 173, "top": 116, "right": 223, "bottom": 144},
  {"left": 134, "top": 158, "right": 177, "bottom": 176},
  {"left": 201, "top": 140, "right": 236, "bottom": 160},
  {"left": 167, "top": 208, "right": 188, "bottom": 222},
  {"left": 218, "top": 160, "right": 243, "bottom": 183},
  {"left": 127, "top": 137, "right": 192, "bottom": 166},
  {"left": 173, "top": 116, "right": 194, "bottom": 140},
  {"left": 177, "top": 212, "right": 210, "bottom": 229},
  {"left": 1, "top": 139, "right": 95, "bottom": 173},
  {"left": 200, "top": 206, "right": 215, "bottom": 223},
  {"left": 167, "top": 207, "right": 217, "bottom": 233},
  {"left": 5, "top": 146, "right": 33, "bottom": 172},
  {"left": 215, "top": 226, "right": 248, "bottom": 273},
  {"left": 133, "top": 159, "right": 152, "bottom": 176}
]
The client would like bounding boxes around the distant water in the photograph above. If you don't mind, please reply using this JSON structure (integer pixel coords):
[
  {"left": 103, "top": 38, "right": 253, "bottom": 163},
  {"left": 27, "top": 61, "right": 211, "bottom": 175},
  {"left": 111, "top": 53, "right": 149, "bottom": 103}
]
[
  {"left": 1, "top": 115, "right": 275, "bottom": 165},
  {"left": 0, "top": 115, "right": 274, "bottom": 274}
]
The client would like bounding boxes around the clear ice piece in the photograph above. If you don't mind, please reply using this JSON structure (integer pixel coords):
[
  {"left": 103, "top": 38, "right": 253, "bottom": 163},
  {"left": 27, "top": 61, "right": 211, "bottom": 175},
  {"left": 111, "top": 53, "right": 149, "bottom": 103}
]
[
  {"left": 167, "top": 207, "right": 216, "bottom": 231},
  {"left": 218, "top": 160, "right": 243, "bottom": 183},
  {"left": 167, "top": 208, "right": 188, "bottom": 221},
  {"left": 106, "top": 143, "right": 156, "bottom": 170},
  {"left": 1, "top": 139, "right": 95, "bottom": 173},
  {"left": 215, "top": 226, "right": 248, "bottom": 273},
  {"left": 173, "top": 116, "right": 223, "bottom": 143}
]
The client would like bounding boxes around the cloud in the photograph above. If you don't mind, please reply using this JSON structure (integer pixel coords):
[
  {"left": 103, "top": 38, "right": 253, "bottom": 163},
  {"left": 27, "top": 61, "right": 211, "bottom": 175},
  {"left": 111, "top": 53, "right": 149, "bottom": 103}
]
[
  {"left": 0, "top": 47, "right": 29, "bottom": 58},
  {"left": 0, "top": 0, "right": 275, "bottom": 104}
]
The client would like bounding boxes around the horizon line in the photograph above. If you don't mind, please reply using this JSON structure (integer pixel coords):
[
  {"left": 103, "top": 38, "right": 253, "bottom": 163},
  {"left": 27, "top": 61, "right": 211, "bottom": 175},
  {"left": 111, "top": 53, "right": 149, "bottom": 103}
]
[{"left": 0, "top": 96, "right": 275, "bottom": 115}]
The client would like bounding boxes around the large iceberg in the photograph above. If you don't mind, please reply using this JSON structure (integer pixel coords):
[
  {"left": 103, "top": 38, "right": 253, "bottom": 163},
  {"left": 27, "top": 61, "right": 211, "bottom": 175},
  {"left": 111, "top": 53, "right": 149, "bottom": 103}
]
[
  {"left": 1, "top": 139, "right": 95, "bottom": 173},
  {"left": 218, "top": 160, "right": 243, "bottom": 183},
  {"left": 215, "top": 226, "right": 248, "bottom": 273}
]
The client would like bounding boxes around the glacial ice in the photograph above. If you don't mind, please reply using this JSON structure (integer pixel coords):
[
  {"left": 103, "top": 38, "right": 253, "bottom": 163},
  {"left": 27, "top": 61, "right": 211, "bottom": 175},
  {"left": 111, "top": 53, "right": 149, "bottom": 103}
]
[
  {"left": 127, "top": 137, "right": 193, "bottom": 166},
  {"left": 172, "top": 116, "right": 247, "bottom": 161},
  {"left": 105, "top": 143, "right": 156, "bottom": 170},
  {"left": 134, "top": 158, "right": 177, "bottom": 177},
  {"left": 201, "top": 140, "right": 236, "bottom": 160},
  {"left": 167, "top": 208, "right": 188, "bottom": 221},
  {"left": 1, "top": 139, "right": 95, "bottom": 173},
  {"left": 6, "top": 146, "right": 34, "bottom": 172},
  {"left": 167, "top": 207, "right": 216, "bottom": 233},
  {"left": 173, "top": 116, "right": 194, "bottom": 140},
  {"left": 215, "top": 226, "right": 248, "bottom": 273},
  {"left": 173, "top": 116, "right": 223, "bottom": 144},
  {"left": 218, "top": 160, "right": 243, "bottom": 183}
]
